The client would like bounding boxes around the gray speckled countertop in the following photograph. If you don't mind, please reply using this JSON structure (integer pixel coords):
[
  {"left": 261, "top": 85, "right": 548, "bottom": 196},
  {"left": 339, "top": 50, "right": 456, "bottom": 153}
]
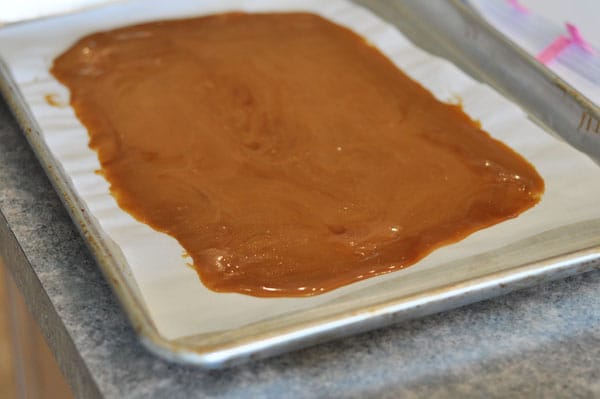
[{"left": 1, "top": 94, "right": 600, "bottom": 398}]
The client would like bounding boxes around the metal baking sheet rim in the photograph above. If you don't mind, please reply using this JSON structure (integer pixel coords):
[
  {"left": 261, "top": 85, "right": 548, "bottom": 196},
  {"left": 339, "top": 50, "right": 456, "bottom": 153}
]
[{"left": 2, "top": 10, "right": 600, "bottom": 366}]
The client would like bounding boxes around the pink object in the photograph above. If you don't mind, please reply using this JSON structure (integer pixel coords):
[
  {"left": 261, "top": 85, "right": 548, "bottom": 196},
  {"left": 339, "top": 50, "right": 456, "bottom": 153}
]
[
  {"left": 536, "top": 23, "right": 594, "bottom": 64},
  {"left": 506, "top": 0, "right": 529, "bottom": 13},
  {"left": 566, "top": 23, "right": 594, "bottom": 53},
  {"left": 537, "top": 35, "right": 572, "bottom": 64}
]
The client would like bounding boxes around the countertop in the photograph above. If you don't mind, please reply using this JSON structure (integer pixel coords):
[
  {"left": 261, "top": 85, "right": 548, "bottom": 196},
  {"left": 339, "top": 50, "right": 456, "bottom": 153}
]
[{"left": 1, "top": 96, "right": 600, "bottom": 398}]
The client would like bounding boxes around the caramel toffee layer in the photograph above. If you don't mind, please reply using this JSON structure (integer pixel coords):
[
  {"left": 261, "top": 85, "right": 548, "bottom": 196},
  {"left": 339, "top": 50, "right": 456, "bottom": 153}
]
[{"left": 51, "top": 12, "right": 544, "bottom": 297}]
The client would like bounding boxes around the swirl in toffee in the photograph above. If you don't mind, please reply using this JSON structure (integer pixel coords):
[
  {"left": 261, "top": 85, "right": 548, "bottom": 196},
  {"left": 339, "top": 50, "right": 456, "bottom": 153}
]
[{"left": 51, "top": 12, "right": 544, "bottom": 297}]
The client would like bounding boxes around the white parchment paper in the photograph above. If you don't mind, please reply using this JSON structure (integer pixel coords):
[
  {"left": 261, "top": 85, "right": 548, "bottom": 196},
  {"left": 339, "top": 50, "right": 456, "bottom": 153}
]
[{"left": 1, "top": 0, "right": 600, "bottom": 340}]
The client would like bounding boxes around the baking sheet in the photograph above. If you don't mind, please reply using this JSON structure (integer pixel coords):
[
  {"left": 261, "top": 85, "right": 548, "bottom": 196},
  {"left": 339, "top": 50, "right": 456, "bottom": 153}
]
[{"left": 1, "top": 0, "right": 600, "bottom": 346}]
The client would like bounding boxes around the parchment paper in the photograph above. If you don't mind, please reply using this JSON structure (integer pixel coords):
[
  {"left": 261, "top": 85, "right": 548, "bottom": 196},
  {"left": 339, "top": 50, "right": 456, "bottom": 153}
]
[{"left": 1, "top": 0, "right": 599, "bottom": 340}]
